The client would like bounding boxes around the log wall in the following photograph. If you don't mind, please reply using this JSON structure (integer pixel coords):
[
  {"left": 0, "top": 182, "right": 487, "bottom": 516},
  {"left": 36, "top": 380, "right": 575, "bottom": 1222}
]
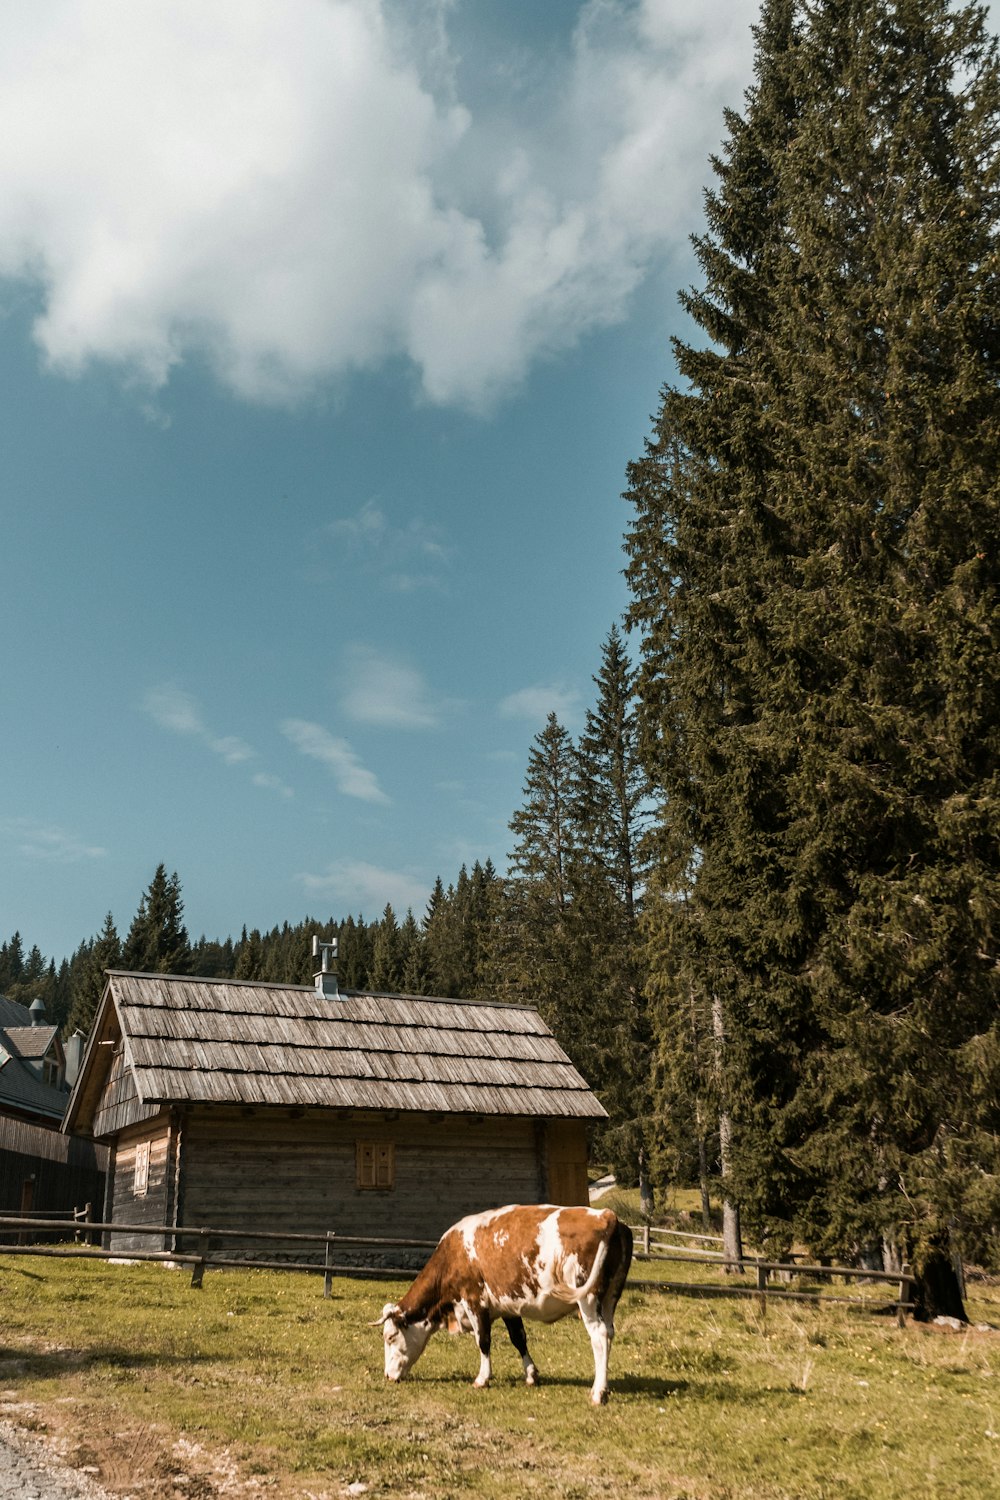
[
  {"left": 175, "top": 1107, "right": 568, "bottom": 1251},
  {"left": 107, "top": 1112, "right": 177, "bottom": 1252},
  {"left": 103, "top": 1106, "right": 592, "bottom": 1257}
]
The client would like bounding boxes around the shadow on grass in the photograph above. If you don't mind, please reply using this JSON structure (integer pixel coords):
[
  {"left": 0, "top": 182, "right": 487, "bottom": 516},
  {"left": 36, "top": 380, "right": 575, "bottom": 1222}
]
[
  {"left": 1, "top": 1347, "right": 224, "bottom": 1381},
  {"left": 397, "top": 1371, "right": 698, "bottom": 1401},
  {"left": 403, "top": 1370, "right": 790, "bottom": 1407}
]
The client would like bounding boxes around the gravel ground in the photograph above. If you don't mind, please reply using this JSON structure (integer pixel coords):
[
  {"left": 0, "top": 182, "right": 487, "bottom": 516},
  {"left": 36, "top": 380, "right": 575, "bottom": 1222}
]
[{"left": 0, "top": 1422, "right": 115, "bottom": 1500}]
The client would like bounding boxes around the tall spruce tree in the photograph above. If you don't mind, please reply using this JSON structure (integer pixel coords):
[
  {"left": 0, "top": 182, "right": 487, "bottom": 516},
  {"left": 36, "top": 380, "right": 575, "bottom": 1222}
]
[
  {"left": 0, "top": 932, "right": 25, "bottom": 993},
  {"left": 122, "top": 865, "right": 191, "bottom": 975},
  {"left": 572, "top": 627, "right": 655, "bottom": 1203},
  {"left": 627, "top": 0, "right": 1000, "bottom": 1312},
  {"left": 500, "top": 715, "right": 582, "bottom": 1028},
  {"left": 370, "top": 904, "right": 402, "bottom": 991},
  {"left": 68, "top": 913, "right": 121, "bottom": 1035}
]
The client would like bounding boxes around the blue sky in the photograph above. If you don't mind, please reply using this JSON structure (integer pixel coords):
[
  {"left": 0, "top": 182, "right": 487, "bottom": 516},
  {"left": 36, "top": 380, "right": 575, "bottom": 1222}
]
[{"left": 5, "top": 0, "right": 990, "bottom": 964}]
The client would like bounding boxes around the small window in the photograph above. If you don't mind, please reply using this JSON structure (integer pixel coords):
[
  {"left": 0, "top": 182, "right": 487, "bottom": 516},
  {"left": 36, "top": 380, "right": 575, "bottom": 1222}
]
[
  {"left": 134, "top": 1140, "right": 150, "bottom": 1198},
  {"left": 356, "top": 1141, "right": 394, "bottom": 1190}
]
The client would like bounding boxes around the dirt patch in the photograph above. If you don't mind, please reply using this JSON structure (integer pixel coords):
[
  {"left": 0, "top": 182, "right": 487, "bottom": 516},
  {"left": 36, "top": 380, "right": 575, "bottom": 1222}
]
[{"left": 1, "top": 1403, "right": 279, "bottom": 1500}]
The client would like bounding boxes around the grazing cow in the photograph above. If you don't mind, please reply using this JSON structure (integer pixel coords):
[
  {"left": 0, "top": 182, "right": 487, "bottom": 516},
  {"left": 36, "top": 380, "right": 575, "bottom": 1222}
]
[{"left": 373, "top": 1203, "right": 633, "bottom": 1404}]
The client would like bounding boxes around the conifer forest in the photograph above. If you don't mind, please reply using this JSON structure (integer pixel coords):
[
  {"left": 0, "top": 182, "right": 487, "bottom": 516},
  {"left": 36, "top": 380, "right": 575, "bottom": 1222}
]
[{"left": 4, "top": 0, "right": 999, "bottom": 1319}]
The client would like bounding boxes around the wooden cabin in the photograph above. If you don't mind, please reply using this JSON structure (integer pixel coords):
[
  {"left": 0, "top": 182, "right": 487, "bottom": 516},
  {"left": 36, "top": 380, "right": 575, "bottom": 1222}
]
[{"left": 63, "top": 969, "right": 606, "bottom": 1256}]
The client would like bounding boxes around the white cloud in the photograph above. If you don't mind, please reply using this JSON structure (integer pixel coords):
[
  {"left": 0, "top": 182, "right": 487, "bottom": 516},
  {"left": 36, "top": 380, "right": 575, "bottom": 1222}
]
[
  {"left": 498, "top": 683, "right": 581, "bottom": 725},
  {"left": 142, "top": 684, "right": 255, "bottom": 765},
  {"left": 326, "top": 500, "right": 451, "bottom": 591},
  {"left": 3, "top": 818, "right": 107, "bottom": 863},
  {"left": 296, "top": 857, "right": 429, "bottom": 917},
  {"left": 143, "top": 684, "right": 204, "bottom": 737},
  {"left": 207, "top": 735, "right": 255, "bottom": 766},
  {"left": 341, "top": 644, "right": 440, "bottom": 729},
  {"left": 252, "top": 771, "right": 294, "bottom": 799},
  {"left": 280, "top": 717, "right": 389, "bottom": 804},
  {"left": 0, "top": 0, "right": 759, "bottom": 410}
]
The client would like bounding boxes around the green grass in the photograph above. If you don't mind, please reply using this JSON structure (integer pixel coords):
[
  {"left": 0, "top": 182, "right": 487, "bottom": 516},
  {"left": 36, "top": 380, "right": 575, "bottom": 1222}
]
[{"left": 2, "top": 1252, "right": 999, "bottom": 1499}]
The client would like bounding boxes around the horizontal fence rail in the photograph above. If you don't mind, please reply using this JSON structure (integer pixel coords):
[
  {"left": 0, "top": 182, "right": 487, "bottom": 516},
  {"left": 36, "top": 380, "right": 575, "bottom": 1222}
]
[
  {"left": 0, "top": 1212, "right": 917, "bottom": 1320},
  {"left": 627, "top": 1221, "right": 916, "bottom": 1323},
  {"left": 0, "top": 1213, "right": 439, "bottom": 1295}
]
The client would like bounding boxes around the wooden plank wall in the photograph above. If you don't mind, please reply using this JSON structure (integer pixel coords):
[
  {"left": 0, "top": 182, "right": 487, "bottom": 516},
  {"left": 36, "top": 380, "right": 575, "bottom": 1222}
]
[
  {"left": 93, "top": 1045, "right": 162, "bottom": 1139},
  {"left": 544, "top": 1119, "right": 590, "bottom": 1207},
  {"left": 108, "top": 1113, "right": 175, "bottom": 1252},
  {"left": 0, "top": 1115, "right": 108, "bottom": 1217},
  {"left": 177, "top": 1108, "right": 548, "bottom": 1250}
]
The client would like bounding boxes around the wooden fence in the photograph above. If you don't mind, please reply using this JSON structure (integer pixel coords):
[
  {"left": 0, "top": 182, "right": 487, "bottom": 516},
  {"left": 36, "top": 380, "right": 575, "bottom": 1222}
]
[
  {"left": 0, "top": 1212, "right": 916, "bottom": 1320},
  {"left": 629, "top": 1221, "right": 916, "bottom": 1324},
  {"left": 0, "top": 1213, "right": 436, "bottom": 1297}
]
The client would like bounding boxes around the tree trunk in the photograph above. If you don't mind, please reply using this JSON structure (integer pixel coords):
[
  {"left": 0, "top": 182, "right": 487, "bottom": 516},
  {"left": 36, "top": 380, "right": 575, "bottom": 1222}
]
[
  {"left": 712, "top": 992, "right": 744, "bottom": 1272},
  {"left": 696, "top": 1124, "right": 712, "bottom": 1231},
  {"left": 911, "top": 1237, "right": 968, "bottom": 1323},
  {"left": 639, "top": 1161, "right": 654, "bottom": 1220}
]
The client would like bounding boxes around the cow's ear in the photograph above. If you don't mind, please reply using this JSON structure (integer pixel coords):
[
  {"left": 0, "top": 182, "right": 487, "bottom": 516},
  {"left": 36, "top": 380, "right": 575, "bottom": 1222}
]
[{"left": 368, "top": 1302, "right": 402, "bottom": 1327}]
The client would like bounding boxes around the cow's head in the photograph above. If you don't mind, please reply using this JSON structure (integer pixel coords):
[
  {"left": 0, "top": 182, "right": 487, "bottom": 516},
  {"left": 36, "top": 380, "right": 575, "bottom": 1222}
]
[{"left": 373, "top": 1303, "right": 433, "bottom": 1381}]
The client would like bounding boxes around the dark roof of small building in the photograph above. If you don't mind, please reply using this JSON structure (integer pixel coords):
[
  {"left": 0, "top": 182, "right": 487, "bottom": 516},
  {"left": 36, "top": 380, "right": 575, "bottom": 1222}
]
[
  {"left": 3, "top": 1025, "right": 59, "bottom": 1061},
  {"left": 0, "top": 1000, "right": 67, "bottom": 1125},
  {"left": 0, "top": 995, "right": 33, "bottom": 1029},
  {"left": 64, "top": 971, "right": 606, "bottom": 1134}
]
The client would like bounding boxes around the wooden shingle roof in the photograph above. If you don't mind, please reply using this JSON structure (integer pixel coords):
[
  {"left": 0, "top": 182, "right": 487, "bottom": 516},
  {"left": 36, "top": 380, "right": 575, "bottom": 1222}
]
[
  {"left": 0, "top": 1006, "right": 67, "bottom": 1124},
  {"left": 65, "top": 971, "right": 606, "bottom": 1132}
]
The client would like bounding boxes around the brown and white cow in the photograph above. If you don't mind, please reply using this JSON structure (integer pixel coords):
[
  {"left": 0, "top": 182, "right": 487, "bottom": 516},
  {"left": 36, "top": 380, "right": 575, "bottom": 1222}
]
[{"left": 373, "top": 1203, "right": 633, "bottom": 1404}]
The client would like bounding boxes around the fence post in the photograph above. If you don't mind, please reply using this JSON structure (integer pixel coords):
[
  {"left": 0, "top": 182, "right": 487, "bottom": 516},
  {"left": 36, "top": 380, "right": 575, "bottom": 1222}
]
[
  {"left": 72, "top": 1204, "right": 93, "bottom": 1245},
  {"left": 642, "top": 1224, "right": 650, "bottom": 1256},
  {"left": 897, "top": 1261, "right": 912, "bottom": 1327},
  {"left": 190, "top": 1229, "right": 211, "bottom": 1289},
  {"left": 324, "top": 1231, "right": 336, "bottom": 1299},
  {"left": 755, "top": 1257, "right": 768, "bottom": 1311}
]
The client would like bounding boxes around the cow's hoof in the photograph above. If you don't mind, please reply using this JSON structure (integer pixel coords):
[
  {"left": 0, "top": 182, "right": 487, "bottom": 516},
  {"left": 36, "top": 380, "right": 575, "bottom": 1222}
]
[
  {"left": 525, "top": 1369, "right": 539, "bottom": 1388},
  {"left": 473, "top": 1378, "right": 490, "bottom": 1389},
  {"left": 590, "top": 1389, "right": 609, "bottom": 1406}
]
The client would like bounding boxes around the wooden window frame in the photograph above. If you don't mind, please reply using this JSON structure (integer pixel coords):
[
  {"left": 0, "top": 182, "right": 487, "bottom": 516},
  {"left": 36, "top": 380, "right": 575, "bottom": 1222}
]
[
  {"left": 134, "top": 1139, "right": 150, "bottom": 1198},
  {"left": 356, "top": 1141, "right": 394, "bottom": 1190}
]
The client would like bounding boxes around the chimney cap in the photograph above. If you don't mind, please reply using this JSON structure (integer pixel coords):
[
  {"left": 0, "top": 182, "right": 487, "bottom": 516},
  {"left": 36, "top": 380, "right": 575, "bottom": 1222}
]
[{"left": 313, "top": 934, "right": 339, "bottom": 999}]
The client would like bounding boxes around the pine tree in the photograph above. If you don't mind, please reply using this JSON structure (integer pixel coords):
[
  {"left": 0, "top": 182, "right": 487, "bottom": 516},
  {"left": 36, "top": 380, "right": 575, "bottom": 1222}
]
[
  {"left": 370, "top": 904, "right": 402, "bottom": 992},
  {"left": 571, "top": 627, "right": 655, "bottom": 1202},
  {"left": 574, "top": 626, "right": 651, "bottom": 919},
  {"left": 502, "top": 715, "right": 581, "bottom": 1030},
  {"left": 68, "top": 913, "right": 121, "bottom": 1035},
  {"left": 626, "top": 0, "right": 1000, "bottom": 1310},
  {"left": 0, "top": 932, "right": 25, "bottom": 992},
  {"left": 398, "top": 910, "right": 428, "bottom": 993},
  {"left": 508, "top": 715, "right": 577, "bottom": 914},
  {"left": 234, "top": 926, "right": 264, "bottom": 980},
  {"left": 122, "top": 866, "right": 191, "bottom": 974}
]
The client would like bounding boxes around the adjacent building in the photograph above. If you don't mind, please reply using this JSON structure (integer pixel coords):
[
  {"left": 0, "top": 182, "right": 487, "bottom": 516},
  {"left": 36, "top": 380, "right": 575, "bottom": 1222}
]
[{"left": 0, "top": 995, "right": 107, "bottom": 1219}]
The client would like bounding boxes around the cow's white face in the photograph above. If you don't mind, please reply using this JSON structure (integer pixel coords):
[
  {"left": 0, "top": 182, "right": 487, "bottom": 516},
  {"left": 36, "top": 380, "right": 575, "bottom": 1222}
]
[{"left": 379, "top": 1304, "right": 432, "bottom": 1381}]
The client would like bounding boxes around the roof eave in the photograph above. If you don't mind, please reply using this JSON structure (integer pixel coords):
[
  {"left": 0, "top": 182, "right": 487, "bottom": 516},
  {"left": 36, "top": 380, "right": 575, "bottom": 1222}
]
[{"left": 61, "top": 977, "right": 126, "bottom": 1134}]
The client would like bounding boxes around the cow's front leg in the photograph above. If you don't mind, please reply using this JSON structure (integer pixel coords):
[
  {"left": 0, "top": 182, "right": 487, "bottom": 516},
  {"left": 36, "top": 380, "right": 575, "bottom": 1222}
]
[
  {"left": 502, "top": 1315, "right": 539, "bottom": 1386},
  {"left": 472, "top": 1309, "right": 492, "bottom": 1388},
  {"left": 578, "top": 1296, "right": 611, "bottom": 1405}
]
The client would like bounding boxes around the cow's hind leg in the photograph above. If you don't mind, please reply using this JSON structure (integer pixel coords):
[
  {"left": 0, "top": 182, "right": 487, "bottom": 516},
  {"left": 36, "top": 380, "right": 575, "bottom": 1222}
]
[
  {"left": 473, "top": 1310, "right": 492, "bottom": 1388},
  {"left": 502, "top": 1315, "right": 539, "bottom": 1387},
  {"left": 578, "top": 1296, "right": 611, "bottom": 1405}
]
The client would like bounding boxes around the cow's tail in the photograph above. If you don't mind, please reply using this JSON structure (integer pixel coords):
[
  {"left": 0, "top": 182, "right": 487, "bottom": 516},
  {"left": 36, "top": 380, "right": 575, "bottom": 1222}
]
[{"left": 576, "top": 1216, "right": 616, "bottom": 1300}]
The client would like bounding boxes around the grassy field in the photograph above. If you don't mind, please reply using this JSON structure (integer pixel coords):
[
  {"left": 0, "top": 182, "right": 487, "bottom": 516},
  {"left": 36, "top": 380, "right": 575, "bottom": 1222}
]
[{"left": 1, "top": 1251, "right": 999, "bottom": 1500}]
